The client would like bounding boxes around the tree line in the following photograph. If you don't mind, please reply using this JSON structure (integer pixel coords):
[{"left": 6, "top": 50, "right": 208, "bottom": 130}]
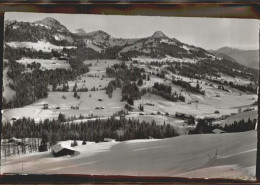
[
  {"left": 152, "top": 82, "right": 185, "bottom": 102},
  {"left": 189, "top": 117, "right": 257, "bottom": 134},
  {"left": 2, "top": 114, "right": 179, "bottom": 157},
  {"left": 3, "top": 54, "right": 90, "bottom": 109},
  {"left": 172, "top": 76, "right": 205, "bottom": 95}
]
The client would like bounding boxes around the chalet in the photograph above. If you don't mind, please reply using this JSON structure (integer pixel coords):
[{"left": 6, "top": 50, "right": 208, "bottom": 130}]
[
  {"left": 8, "top": 137, "right": 21, "bottom": 143},
  {"left": 175, "top": 112, "right": 194, "bottom": 120},
  {"left": 104, "top": 138, "right": 116, "bottom": 142},
  {"left": 43, "top": 103, "right": 48, "bottom": 109},
  {"left": 212, "top": 129, "right": 226, "bottom": 134},
  {"left": 120, "top": 114, "right": 126, "bottom": 120},
  {"left": 51, "top": 143, "right": 76, "bottom": 157},
  {"left": 8, "top": 137, "right": 25, "bottom": 145}
]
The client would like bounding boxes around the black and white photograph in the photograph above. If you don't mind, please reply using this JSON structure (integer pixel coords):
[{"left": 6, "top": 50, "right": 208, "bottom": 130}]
[{"left": 1, "top": 12, "right": 259, "bottom": 179}]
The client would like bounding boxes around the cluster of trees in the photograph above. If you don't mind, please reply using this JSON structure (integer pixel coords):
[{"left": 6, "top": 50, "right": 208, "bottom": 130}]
[
  {"left": 207, "top": 77, "right": 257, "bottom": 94},
  {"left": 63, "top": 46, "right": 125, "bottom": 60},
  {"left": 3, "top": 59, "right": 88, "bottom": 108},
  {"left": 189, "top": 117, "right": 257, "bottom": 134},
  {"left": 55, "top": 83, "right": 69, "bottom": 92},
  {"left": 121, "top": 82, "right": 141, "bottom": 105},
  {"left": 222, "top": 118, "right": 257, "bottom": 132},
  {"left": 152, "top": 82, "right": 186, "bottom": 102},
  {"left": 172, "top": 77, "right": 205, "bottom": 95},
  {"left": 3, "top": 46, "right": 90, "bottom": 108},
  {"left": 189, "top": 119, "right": 219, "bottom": 134},
  {"left": 2, "top": 137, "right": 41, "bottom": 158},
  {"left": 5, "top": 21, "right": 73, "bottom": 46},
  {"left": 4, "top": 45, "right": 53, "bottom": 61},
  {"left": 3, "top": 60, "right": 48, "bottom": 108},
  {"left": 106, "top": 79, "right": 121, "bottom": 98},
  {"left": 77, "top": 87, "right": 89, "bottom": 92},
  {"left": 26, "top": 62, "right": 41, "bottom": 70},
  {"left": 165, "top": 57, "right": 258, "bottom": 92},
  {"left": 120, "top": 50, "right": 145, "bottom": 61},
  {"left": 106, "top": 64, "right": 144, "bottom": 82},
  {"left": 62, "top": 47, "right": 103, "bottom": 60},
  {"left": 106, "top": 63, "right": 145, "bottom": 103},
  {"left": 138, "top": 104, "right": 144, "bottom": 111},
  {"left": 68, "top": 57, "right": 90, "bottom": 74},
  {"left": 2, "top": 115, "right": 179, "bottom": 153}
]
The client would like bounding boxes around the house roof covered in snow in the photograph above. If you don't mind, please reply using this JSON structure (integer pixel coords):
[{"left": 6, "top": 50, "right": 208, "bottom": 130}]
[
  {"left": 9, "top": 137, "right": 22, "bottom": 142},
  {"left": 51, "top": 143, "right": 76, "bottom": 153},
  {"left": 212, "top": 129, "right": 226, "bottom": 134},
  {"left": 104, "top": 138, "right": 116, "bottom": 142}
]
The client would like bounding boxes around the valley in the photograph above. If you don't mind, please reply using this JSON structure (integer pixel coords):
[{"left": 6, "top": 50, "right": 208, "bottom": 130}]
[{"left": 1, "top": 15, "right": 258, "bottom": 179}]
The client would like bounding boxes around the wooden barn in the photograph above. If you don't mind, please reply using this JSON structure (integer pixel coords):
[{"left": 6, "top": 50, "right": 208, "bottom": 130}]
[
  {"left": 51, "top": 143, "right": 76, "bottom": 157},
  {"left": 212, "top": 129, "right": 226, "bottom": 134},
  {"left": 104, "top": 138, "right": 116, "bottom": 142}
]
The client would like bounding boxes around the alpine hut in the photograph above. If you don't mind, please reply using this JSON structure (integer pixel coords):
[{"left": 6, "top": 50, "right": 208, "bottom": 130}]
[{"left": 51, "top": 143, "right": 76, "bottom": 157}]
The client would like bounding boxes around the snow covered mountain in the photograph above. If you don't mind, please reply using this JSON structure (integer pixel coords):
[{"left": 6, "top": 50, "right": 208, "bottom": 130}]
[
  {"left": 34, "top": 17, "right": 70, "bottom": 33},
  {"left": 4, "top": 17, "right": 217, "bottom": 62},
  {"left": 5, "top": 16, "right": 257, "bottom": 69}
]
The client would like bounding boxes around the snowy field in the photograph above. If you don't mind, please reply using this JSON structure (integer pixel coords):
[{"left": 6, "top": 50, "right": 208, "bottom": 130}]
[
  {"left": 2, "top": 89, "right": 125, "bottom": 122},
  {"left": 132, "top": 56, "right": 198, "bottom": 64},
  {"left": 16, "top": 58, "right": 70, "bottom": 70},
  {"left": 2, "top": 86, "right": 256, "bottom": 124},
  {"left": 6, "top": 41, "right": 76, "bottom": 52},
  {"left": 1, "top": 131, "right": 256, "bottom": 179},
  {"left": 132, "top": 93, "right": 256, "bottom": 120}
]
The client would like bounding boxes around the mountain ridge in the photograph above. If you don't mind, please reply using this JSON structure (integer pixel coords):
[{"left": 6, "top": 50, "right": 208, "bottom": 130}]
[
  {"left": 5, "top": 17, "right": 258, "bottom": 68},
  {"left": 211, "top": 46, "right": 259, "bottom": 70}
]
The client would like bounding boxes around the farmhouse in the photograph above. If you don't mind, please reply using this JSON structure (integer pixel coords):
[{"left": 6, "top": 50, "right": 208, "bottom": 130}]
[
  {"left": 8, "top": 137, "right": 22, "bottom": 143},
  {"left": 104, "top": 138, "right": 116, "bottom": 142},
  {"left": 175, "top": 112, "right": 194, "bottom": 120},
  {"left": 51, "top": 143, "right": 76, "bottom": 157},
  {"left": 120, "top": 114, "right": 126, "bottom": 120},
  {"left": 43, "top": 103, "right": 48, "bottom": 109},
  {"left": 8, "top": 137, "right": 26, "bottom": 145},
  {"left": 212, "top": 129, "right": 226, "bottom": 134}
]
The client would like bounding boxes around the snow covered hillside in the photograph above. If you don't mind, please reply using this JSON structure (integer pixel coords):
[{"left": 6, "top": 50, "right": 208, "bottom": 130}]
[{"left": 1, "top": 131, "right": 256, "bottom": 179}]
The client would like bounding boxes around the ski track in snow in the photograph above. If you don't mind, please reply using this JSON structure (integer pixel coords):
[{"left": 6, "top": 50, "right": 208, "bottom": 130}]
[
  {"left": 133, "top": 145, "right": 171, "bottom": 152},
  {"left": 219, "top": 148, "right": 257, "bottom": 159}
]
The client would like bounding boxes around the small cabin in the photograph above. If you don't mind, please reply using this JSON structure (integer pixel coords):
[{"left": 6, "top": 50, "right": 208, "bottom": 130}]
[
  {"left": 51, "top": 144, "right": 76, "bottom": 157},
  {"left": 104, "top": 138, "right": 116, "bottom": 142},
  {"left": 43, "top": 103, "right": 48, "bottom": 109},
  {"left": 175, "top": 112, "right": 193, "bottom": 120},
  {"left": 58, "top": 55, "right": 68, "bottom": 60},
  {"left": 8, "top": 137, "right": 25, "bottom": 145},
  {"left": 120, "top": 114, "right": 126, "bottom": 120},
  {"left": 212, "top": 129, "right": 226, "bottom": 134},
  {"left": 8, "top": 137, "right": 21, "bottom": 143}
]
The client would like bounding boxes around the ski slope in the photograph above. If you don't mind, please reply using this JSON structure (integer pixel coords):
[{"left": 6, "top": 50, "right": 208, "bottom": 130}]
[{"left": 1, "top": 131, "right": 256, "bottom": 179}]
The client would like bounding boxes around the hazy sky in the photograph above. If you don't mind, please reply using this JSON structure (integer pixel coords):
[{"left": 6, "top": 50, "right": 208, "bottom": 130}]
[{"left": 5, "top": 12, "right": 259, "bottom": 50}]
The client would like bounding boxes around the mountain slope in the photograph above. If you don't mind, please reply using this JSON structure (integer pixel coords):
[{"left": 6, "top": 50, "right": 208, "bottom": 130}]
[
  {"left": 213, "top": 47, "right": 259, "bottom": 70},
  {"left": 34, "top": 17, "right": 70, "bottom": 33},
  {"left": 4, "top": 17, "right": 221, "bottom": 63},
  {"left": 118, "top": 31, "right": 215, "bottom": 61},
  {"left": 5, "top": 17, "right": 75, "bottom": 47}
]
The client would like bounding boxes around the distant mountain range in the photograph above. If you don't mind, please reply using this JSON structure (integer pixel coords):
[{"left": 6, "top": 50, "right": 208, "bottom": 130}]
[
  {"left": 210, "top": 47, "right": 259, "bottom": 70},
  {"left": 4, "top": 17, "right": 258, "bottom": 69}
]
